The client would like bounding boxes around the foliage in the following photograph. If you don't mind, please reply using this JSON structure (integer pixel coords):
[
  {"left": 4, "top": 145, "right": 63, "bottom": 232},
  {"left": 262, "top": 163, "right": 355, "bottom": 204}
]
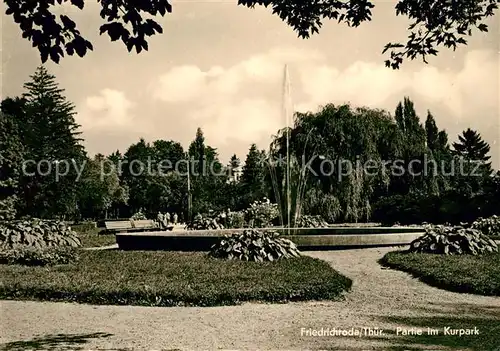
[
  {"left": 0, "top": 110, "right": 23, "bottom": 220},
  {"left": 471, "top": 215, "right": 500, "bottom": 237},
  {"left": 3, "top": 66, "right": 85, "bottom": 219},
  {"left": 210, "top": 229, "right": 300, "bottom": 262},
  {"left": 186, "top": 213, "right": 224, "bottom": 230},
  {"left": 271, "top": 103, "right": 398, "bottom": 223},
  {"left": 295, "top": 215, "right": 329, "bottom": 228},
  {"left": 224, "top": 210, "right": 246, "bottom": 229},
  {"left": 130, "top": 210, "right": 147, "bottom": 221},
  {"left": 380, "top": 250, "right": 500, "bottom": 296},
  {"left": 186, "top": 209, "right": 247, "bottom": 230},
  {"left": 372, "top": 193, "right": 439, "bottom": 225},
  {"left": 187, "top": 128, "right": 228, "bottom": 217},
  {"left": 122, "top": 138, "right": 186, "bottom": 219},
  {"left": 0, "top": 219, "right": 82, "bottom": 250},
  {"left": 240, "top": 144, "right": 268, "bottom": 206},
  {"left": 5, "top": 0, "right": 499, "bottom": 69},
  {"left": 244, "top": 198, "right": 279, "bottom": 228},
  {"left": 0, "top": 250, "right": 352, "bottom": 306},
  {"left": 78, "top": 154, "right": 129, "bottom": 219},
  {"left": 451, "top": 128, "right": 493, "bottom": 195},
  {"left": 453, "top": 128, "right": 492, "bottom": 165},
  {"left": 2, "top": 66, "right": 499, "bottom": 226},
  {"left": 0, "top": 246, "right": 79, "bottom": 266},
  {"left": 409, "top": 224, "right": 498, "bottom": 255}
]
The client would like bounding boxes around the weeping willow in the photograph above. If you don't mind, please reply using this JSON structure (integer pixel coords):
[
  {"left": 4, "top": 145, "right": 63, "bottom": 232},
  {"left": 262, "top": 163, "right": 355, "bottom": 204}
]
[{"left": 268, "top": 104, "right": 403, "bottom": 223}]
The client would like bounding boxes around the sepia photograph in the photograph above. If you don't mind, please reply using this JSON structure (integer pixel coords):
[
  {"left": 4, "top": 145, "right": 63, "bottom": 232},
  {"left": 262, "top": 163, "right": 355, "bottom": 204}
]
[{"left": 1, "top": 0, "right": 499, "bottom": 350}]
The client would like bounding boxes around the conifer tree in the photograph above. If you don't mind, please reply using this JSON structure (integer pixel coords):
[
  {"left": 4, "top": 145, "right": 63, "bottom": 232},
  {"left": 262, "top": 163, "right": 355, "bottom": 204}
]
[
  {"left": 453, "top": 128, "right": 491, "bottom": 166},
  {"left": 241, "top": 144, "right": 267, "bottom": 205},
  {"left": 17, "top": 66, "right": 85, "bottom": 218}
]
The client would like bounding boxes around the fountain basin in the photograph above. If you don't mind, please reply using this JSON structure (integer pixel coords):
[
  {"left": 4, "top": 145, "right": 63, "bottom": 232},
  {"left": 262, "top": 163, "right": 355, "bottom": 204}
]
[{"left": 115, "top": 226, "right": 425, "bottom": 251}]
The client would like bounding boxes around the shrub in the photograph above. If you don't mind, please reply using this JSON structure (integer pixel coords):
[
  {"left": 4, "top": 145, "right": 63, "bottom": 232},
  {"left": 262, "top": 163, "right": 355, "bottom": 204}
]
[
  {"left": 0, "top": 219, "right": 81, "bottom": 250},
  {"left": 295, "top": 215, "right": 328, "bottom": 228},
  {"left": 471, "top": 215, "right": 500, "bottom": 237},
  {"left": 244, "top": 198, "right": 279, "bottom": 228},
  {"left": 222, "top": 210, "right": 246, "bottom": 229},
  {"left": 409, "top": 224, "right": 498, "bottom": 255},
  {"left": 187, "top": 213, "right": 224, "bottom": 230},
  {"left": 0, "top": 246, "right": 79, "bottom": 266},
  {"left": 130, "top": 211, "right": 147, "bottom": 220},
  {"left": 210, "top": 229, "right": 300, "bottom": 262}
]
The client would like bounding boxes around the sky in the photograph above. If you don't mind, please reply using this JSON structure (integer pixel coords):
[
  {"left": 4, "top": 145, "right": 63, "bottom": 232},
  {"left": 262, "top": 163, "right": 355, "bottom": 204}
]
[{"left": 1, "top": 1, "right": 499, "bottom": 169}]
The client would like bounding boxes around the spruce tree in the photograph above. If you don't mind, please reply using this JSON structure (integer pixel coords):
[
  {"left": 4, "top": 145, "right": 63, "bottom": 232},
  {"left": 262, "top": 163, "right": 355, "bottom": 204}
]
[
  {"left": 452, "top": 128, "right": 492, "bottom": 196},
  {"left": 18, "top": 66, "right": 85, "bottom": 218},
  {"left": 453, "top": 128, "right": 491, "bottom": 165}
]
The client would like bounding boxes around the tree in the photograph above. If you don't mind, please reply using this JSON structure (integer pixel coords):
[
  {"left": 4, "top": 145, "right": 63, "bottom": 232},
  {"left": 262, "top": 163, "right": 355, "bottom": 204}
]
[
  {"left": 241, "top": 144, "right": 267, "bottom": 205},
  {"left": 5, "top": 0, "right": 498, "bottom": 68},
  {"left": 453, "top": 128, "right": 492, "bottom": 166},
  {"left": 422, "top": 111, "right": 452, "bottom": 195},
  {"left": 391, "top": 97, "right": 427, "bottom": 195},
  {"left": 0, "top": 111, "right": 24, "bottom": 220},
  {"left": 271, "top": 104, "right": 399, "bottom": 222},
  {"left": 425, "top": 111, "right": 439, "bottom": 151},
  {"left": 451, "top": 128, "right": 492, "bottom": 194},
  {"left": 77, "top": 154, "right": 129, "bottom": 219},
  {"left": 228, "top": 154, "right": 241, "bottom": 181},
  {"left": 5, "top": 66, "right": 85, "bottom": 218},
  {"left": 188, "top": 128, "right": 206, "bottom": 176}
]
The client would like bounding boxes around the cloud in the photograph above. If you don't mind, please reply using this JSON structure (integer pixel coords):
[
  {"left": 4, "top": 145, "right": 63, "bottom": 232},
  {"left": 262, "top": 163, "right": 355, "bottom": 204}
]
[
  {"left": 76, "top": 89, "right": 136, "bottom": 131},
  {"left": 151, "top": 47, "right": 324, "bottom": 148},
  {"left": 149, "top": 46, "right": 498, "bottom": 166},
  {"left": 297, "top": 49, "right": 499, "bottom": 119}
]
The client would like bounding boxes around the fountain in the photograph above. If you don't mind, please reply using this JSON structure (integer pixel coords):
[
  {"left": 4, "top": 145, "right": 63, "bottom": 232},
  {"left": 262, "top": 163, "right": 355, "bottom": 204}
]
[{"left": 268, "top": 64, "right": 314, "bottom": 233}]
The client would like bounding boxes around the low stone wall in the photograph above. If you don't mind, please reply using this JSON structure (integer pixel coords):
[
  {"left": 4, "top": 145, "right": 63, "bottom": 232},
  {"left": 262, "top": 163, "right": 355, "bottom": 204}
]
[{"left": 116, "top": 227, "right": 425, "bottom": 251}]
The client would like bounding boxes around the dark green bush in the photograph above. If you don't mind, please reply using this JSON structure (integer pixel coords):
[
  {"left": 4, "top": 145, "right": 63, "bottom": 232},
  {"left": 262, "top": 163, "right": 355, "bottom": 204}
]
[
  {"left": 410, "top": 224, "right": 498, "bottom": 255},
  {"left": 471, "top": 215, "right": 500, "bottom": 237},
  {"left": 244, "top": 199, "right": 279, "bottom": 228},
  {"left": 0, "top": 219, "right": 81, "bottom": 249},
  {"left": 210, "top": 229, "right": 300, "bottom": 262},
  {"left": 295, "top": 215, "right": 328, "bottom": 228},
  {"left": 186, "top": 213, "right": 224, "bottom": 230},
  {"left": 0, "top": 246, "right": 79, "bottom": 266},
  {"left": 224, "top": 211, "right": 246, "bottom": 228}
]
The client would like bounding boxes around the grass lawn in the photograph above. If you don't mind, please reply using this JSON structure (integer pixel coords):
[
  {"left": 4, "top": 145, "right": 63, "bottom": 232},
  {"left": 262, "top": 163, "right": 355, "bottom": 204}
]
[
  {"left": 75, "top": 228, "right": 116, "bottom": 248},
  {"left": 380, "top": 250, "right": 500, "bottom": 296},
  {"left": 0, "top": 250, "right": 352, "bottom": 307}
]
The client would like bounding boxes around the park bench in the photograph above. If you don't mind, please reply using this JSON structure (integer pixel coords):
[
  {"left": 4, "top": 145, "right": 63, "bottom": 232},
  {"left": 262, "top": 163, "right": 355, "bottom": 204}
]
[
  {"left": 131, "top": 219, "right": 161, "bottom": 232},
  {"left": 103, "top": 219, "right": 174, "bottom": 234},
  {"left": 103, "top": 220, "right": 133, "bottom": 233}
]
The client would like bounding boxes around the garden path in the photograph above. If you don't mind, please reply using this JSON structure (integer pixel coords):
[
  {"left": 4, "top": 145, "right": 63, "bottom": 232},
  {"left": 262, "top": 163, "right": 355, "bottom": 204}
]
[{"left": 2, "top": 246, "right": 499, "bottom": 350}]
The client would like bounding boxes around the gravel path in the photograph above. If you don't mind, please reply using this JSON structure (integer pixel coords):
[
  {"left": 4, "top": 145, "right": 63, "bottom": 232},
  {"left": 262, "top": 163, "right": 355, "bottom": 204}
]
[{"left": 1, "top": 246, "right": 499, "bottom": 350}]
